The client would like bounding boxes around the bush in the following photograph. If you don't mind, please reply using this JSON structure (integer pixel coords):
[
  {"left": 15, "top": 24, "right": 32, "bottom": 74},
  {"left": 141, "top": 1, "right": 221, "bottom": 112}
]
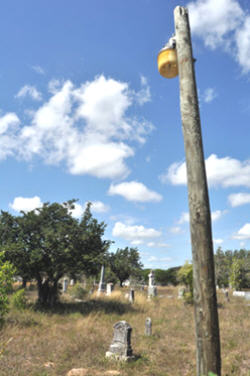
[
  {"left": 68, "top": 282, "right": 87, "bottom": 300},
  {"left": 10, "top": 288, "right": 27, "bottom": 310},
  {"left": 0, "top": 252, "right": 16, "bottom": 320}
]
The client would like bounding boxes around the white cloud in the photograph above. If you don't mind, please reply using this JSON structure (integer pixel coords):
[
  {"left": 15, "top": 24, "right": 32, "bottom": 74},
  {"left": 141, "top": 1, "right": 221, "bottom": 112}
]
[
  {"left": 134, "top": 75, "right": 151, "bottom": 105},
  {"left": 164, "top": 154, "right": 250, "bottom": 188},
  {"left": 146, "top": 242, "right": 170, "bottom": 248},
  {"left": 228, "top": 192, "right": 250, "bottom": 207},
  {"left": 169, "top": 226, "right": 183, "bottom": 234},
  {"left": 235, "top": 16, "right": 250, "bottom": 74},
  {"left": 211, "top": 210, "right": 225, "bottom": 221},
  {"left": 10, "top": 196, "right": 43, "bottom": 213},
  {"left": 0, "top": 113, "right": 20, "bottom": 160},
  {"left": 108, "top": 181, "right": 162, "bottom": 202},
  {"left": 16, "top": 85, "right": 42, "bottom": 101},
  {"left": 90, "top": 201, "right": 110, "bottom": 213},
  {"left": 233, "top": 223, "right": 250, "bottom": 240},
  {"left": 32, "top": 65, "right": 45, "bottom": 75},
  {"left": 112, "top": 221, "right": 161, "bottom": 245},
  {"left": 188, "top": 0, "right": 243, "bottom": 48},
  {"left": 2, "top": 75, "right": 154, "bottom": 179},
  {"left": 203, "top": 88, "right": 217, "bottom": 103},
  {"left": 69, "top": 203, "right": 85, "bottom": 219},
  {"left": 188, "top": 0, "right": 250, "bottom": 73},
  {"left": 177, "top": 209, "right": 225, "bottom": 224},
  {"left": 213, "top": 238, "right": 223, "bottom": 245},
  {"left": 68, "top": 200, "right": 110, "bottom": 218},
  {"left": 178, "top": 212, "right": 190, "bottom": 224}
]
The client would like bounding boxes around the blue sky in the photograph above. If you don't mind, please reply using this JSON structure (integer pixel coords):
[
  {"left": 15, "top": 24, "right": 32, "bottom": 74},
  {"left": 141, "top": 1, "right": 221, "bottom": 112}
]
[{"left": 1, "top": 0, "right": 250, "bottom": 269}]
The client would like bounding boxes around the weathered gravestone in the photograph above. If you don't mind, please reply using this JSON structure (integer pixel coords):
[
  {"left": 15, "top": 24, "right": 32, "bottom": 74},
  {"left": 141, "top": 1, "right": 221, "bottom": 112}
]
[
  {"left": 178, "top": 286, "right": 186, "bottom": 299},
  {"left": 106, "top": 283, "right": 114, "bottom": 296},
  {"left": 106, "top": 321, "right": 134, "bottom": 361},
  {"left": 70, "top": 279, "right": 75, "bottom": 286},
  {"left": 97, "top": 265, "right": 106, "bottom": 296},
  {"left": 129, "top": 289, "right": 135, "bottom": 304},
  {"left": 145, "top": 317, "right": 152, "bottom": 336},
  {"left": 147, "top": 270, "right": 157, "bottom": 299},
  {"left": 62, "top": 278, "right": 69, "bottom": 293}
]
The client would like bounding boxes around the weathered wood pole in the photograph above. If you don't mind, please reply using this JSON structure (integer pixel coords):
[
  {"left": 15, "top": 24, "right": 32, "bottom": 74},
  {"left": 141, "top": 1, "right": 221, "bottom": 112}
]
[{"left": 174, "top": 6, "right": 221, "bottom": 376}]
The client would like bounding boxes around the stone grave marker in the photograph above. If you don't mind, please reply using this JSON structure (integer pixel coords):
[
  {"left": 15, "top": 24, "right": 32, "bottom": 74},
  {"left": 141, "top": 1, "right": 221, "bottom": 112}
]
[
  {"left": 129, "top": 289, "right": 135, "bottom": 304},
  {"left": 178, "top": 286, "right": 186, "bottom": 299},
  {"left": 145, "top": 317, "right": 152, "bottom": 336},
  {"left": 147, "top": 270, "right": 157, "bottom": 299},
  {"left": 97, "top": 265, "right": 106, "bottom": 296},
  {"left": 106, "top": 321, "right": 134, "bottom": 361},
  {"left": 106, "top": 283, "right": 114, "bottom": 296},
  {"left": 62, "top": 278, "right": 69, "bottom": 293}
]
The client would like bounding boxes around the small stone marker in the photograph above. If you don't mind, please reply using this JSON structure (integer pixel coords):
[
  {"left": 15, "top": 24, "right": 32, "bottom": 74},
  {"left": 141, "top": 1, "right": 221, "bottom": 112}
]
[
  {"left": 106, "top": 283, "right": 114, "bottom": 296},
  {"left": 129, "top": 289, "right": 135, "bottom": 304},
  {"left": 97, "top": 265, "right": 106, "bottom": 296},
  {"left": 62, "top": 278, "right": 69, "bottom": 293},
  {"left": 145, "top": 317, "right": 152, "bottom": 336},
  {"left": 106, "top": 321, "right": 134, "bottom": 361},
  {"left": 147, "top": 270, "right": 157, "bottom": 299},
  {"left": 178, "top": 286, "right": 186, "bottom": 299},
  {"left": 245, "top": 292, "right": 250, "bottom": 301},
  {"left": 233, "top": 291, "right": 245, "bottom": 297},
  {"left": 70, "top": 279, "right": 74, "bottom": 286},
  {"left": 224, "top": 289, "right": 229, "bottom": 302}
]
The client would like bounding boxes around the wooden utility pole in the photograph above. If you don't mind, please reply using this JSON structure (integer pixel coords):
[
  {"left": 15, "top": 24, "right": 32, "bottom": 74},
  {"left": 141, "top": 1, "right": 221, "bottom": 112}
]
[{"left": 174, "top": 6, "right": 221, "bottom": 376}]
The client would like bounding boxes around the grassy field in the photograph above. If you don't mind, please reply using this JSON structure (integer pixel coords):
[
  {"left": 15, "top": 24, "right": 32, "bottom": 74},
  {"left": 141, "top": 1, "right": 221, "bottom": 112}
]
[{"left": 0, "top": 286, "right": 249, "bottom": 376}]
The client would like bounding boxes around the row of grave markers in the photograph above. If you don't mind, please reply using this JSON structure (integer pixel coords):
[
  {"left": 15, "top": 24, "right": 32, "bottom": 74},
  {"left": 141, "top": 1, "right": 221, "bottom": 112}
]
[{"left": 97, "top": 265, "right": 157, "bottom": 299}]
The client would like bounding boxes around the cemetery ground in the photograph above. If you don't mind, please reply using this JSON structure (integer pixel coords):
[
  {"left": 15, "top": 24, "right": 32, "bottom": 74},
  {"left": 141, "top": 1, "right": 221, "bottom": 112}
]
[{"left": 0, "top": 286, "right": 249, "bottom": 376}]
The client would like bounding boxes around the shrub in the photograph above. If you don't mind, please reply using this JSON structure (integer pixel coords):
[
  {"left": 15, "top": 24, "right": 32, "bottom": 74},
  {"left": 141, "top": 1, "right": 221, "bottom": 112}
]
[
  {"left": 0, "top": 251, "right": 16, "bottom": 320},
  {"left": 69, "top": 282, "right": 87, "bottom": 300},
  {"left": 10, "top": 288, "right": 27, "bottom": 310}
]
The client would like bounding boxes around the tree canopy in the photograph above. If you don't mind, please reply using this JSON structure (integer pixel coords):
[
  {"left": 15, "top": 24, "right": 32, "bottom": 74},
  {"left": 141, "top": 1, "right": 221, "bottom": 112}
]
[
  {"left": 109, "top": 247, "right": 143, "bottom": 287},
  {"left": 0, "top": 200, "right": 110, "bottom": 306}
]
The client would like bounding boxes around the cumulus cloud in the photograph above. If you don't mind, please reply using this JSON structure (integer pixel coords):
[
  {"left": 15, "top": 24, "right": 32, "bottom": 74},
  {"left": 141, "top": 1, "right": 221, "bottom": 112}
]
[
  {"left": 187, "top": 0, "right": 250, "bottom": 73},
  {"left": 16, "top": 85, "right": 42, "bottom": 101},
  {"left": 235, "top": 16, "right": 250, "bottom": 74},
  {"left": 233, "top": 223, "right": 250, "bottom": 240},
  {"left": 0, "top": 113, "right": 20, "bottom": 160},
  {"left": 1, "top": 75, "right": 154, "bottom": 179},
  {"left": 203, "top": 88, "right": 217, "bottom": 103},
  {"left": 69, "top": 200, "right": 110, "bottom": 218},
  {"left": 108, "top": 181, "right": 162, "bottom": 202},
  {"left": 112, "top": 221, "right": 161, "bottom": 245},
  {"left": 188, "top": 0, "right": 243, "bottom": 48},
  {"left": 146, "top": 242, "right": 170, "bottom": 248},
  {"left": 163, "top": 154, "right": 250, "bottom": 188},
  {"left": 213, "top": 238, "right": 223, "bottom": 245},
  {"left": 9, "top": 196, "right": 43, "bottom": 213},
  {"left": 228, "top": 192, "right": 250, "bottom": 207},
  {"left": 91, "top": 201, "right": 110, "bottom": 213}
]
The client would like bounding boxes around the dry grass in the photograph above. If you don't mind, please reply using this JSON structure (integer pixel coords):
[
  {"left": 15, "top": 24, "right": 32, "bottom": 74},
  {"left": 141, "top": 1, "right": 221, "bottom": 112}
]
[{"left": 0, "top": 286, "right": 249, "bottom": 376}]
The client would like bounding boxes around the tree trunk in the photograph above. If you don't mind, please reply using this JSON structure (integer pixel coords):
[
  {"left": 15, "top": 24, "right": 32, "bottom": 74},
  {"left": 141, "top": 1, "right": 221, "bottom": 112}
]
[
  {"left": 36, "top": 276, "right": 60, "bottom": 307},
  {"left": 174, "top": 6, "right": 221, "bottom": 376},
  {"left": 22, "top": 277, "right": 27, "bottom": 289}
]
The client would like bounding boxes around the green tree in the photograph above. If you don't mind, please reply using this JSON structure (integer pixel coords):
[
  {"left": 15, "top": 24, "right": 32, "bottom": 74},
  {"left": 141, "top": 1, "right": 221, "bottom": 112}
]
[
  {"left": 0, "top": 251, "right": 15, "bottom": 320},
  {"left": 154, "top": 267, "right": 180, "bottom": 286},
  {"left": 109, "top": 247, "right": 143, "bottom": 287},
  {"left": 1, "top": 201, "right": 110, "bottom": 307},
  {"left": 177, "top": 261, "right": 193, "bottom": 295},
  {"left": 229, "top": 257, "right": 245, "bottom": 290}
]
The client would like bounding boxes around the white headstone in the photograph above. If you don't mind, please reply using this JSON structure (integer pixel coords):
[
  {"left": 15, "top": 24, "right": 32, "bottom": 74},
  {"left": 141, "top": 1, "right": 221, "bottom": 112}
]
[{"left": 106, "top": 283, "right": 114, "bottom": 296}]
